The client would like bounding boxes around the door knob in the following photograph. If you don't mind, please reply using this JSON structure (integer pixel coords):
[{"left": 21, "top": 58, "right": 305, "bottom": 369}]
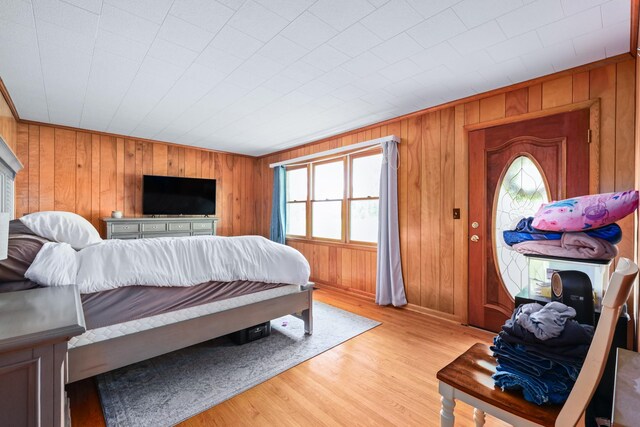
[{"left": 470, "top": 235, "right": 480, "bottom": 242}]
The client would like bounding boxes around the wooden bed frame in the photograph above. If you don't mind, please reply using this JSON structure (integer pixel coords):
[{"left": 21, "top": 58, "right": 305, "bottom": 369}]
[
  {"left": 0, "top": 135, "right": 314, "bottom": 384},
  {"left": 66, "top": 285, "right": 313, "bottom": 383}
]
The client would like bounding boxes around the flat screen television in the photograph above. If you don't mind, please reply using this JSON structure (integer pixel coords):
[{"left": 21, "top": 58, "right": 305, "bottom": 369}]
[{"left": 143, "top": 175, "right": 216, "bottom": 216}]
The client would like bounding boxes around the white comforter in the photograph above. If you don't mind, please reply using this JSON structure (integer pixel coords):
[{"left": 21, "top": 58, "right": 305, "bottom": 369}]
[{"left": 25, "top": 235, "right": 310, "bottom": 293}]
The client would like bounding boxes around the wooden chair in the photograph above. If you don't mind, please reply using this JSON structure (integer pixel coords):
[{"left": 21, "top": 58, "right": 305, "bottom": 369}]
[{"left": 437, "top": 257, "right": 638, "bottom": 427}]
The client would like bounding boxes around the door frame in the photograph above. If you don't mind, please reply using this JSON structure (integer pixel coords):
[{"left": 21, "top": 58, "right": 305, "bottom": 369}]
[{"left": 461, "top": 98, "right": 601, "bottom": 325}]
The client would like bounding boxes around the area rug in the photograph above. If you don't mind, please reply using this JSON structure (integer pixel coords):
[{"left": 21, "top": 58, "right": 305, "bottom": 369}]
[{"left": 96, "top": 301, "right": 380, "bottom": 427}]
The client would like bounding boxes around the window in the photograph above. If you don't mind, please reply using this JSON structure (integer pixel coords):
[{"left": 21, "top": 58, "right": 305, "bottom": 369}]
[
  {"left": 285, "top": 149, "right": 381, "bottom": 245},
  {"left": 285, "top": 167, "right": 307, "bottom": 237}
]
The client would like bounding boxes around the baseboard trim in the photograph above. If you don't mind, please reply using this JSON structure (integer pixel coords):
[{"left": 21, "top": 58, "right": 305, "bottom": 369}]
[{"left": 313, "top": 281, "right": 464, "bottom": 325}]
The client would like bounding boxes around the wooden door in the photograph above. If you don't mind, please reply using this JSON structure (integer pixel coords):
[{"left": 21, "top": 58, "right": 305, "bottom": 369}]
[{"left": 468, "top": 110, "right": 590, "bottom": 332}]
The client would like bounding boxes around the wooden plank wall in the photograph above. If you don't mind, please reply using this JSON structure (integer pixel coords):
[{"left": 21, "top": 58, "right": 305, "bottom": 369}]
[
  {"left": 0, "top": 91, "right": 17, "bottom": 153},
  {"left": 14, "top": 124, "right": 258, "bottom": 237},
  {"left": 257, "top": 58, "right": 637, "bottom": 321}
]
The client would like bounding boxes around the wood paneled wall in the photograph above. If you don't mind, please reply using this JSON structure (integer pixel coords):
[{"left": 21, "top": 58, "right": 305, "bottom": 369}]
[
  {"left": 257, "top": 58, "right": 637, "bottom": 321},
  {"left": 0, "top": 90, "right": 17, "bottom": 154},
  {"left": 14, "top": 124, "right": 258, "bottom": 237}
]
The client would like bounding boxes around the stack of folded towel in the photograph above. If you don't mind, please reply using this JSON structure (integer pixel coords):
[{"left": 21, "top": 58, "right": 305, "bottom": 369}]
[
  {"left": 503, "top": 190, "right": 639, "bottom": 261},
  {"left": 492, "top": 302, "right": 594, "bottom": 405},
  {"left": 503, "top": 217, "right": 621, "bottom": 260}
]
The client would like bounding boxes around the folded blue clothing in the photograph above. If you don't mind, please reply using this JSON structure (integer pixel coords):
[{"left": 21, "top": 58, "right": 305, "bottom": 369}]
[
  {"left": 492, "top": 336, "right": 583, "bottom": 381},
  {"left": 503, "top": 217, "right": 622, "bottom": 246},
  {"left": 493, "top": 370, "right": 571, "bottom": 405}
]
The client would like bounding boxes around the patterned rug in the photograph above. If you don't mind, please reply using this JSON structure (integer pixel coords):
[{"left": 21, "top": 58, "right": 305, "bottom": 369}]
[{"left": 96, "top": 301, "right": 380, "bottom": 427}]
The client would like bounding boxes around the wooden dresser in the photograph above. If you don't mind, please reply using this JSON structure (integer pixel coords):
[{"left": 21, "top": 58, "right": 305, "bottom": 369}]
[
  {"left": 101, "top": 217, "right": 219, "bottom": 239},
  {"left": 0, "top": 287, "right": 85, "bottom": 427}
]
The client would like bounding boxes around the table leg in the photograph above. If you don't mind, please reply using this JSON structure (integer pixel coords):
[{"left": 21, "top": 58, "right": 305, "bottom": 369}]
[
  {"left": 439, "top": 384, "right": 456, "bottom": 427},
  {"left": 474, "top": 408, "right": 486, "bottom": 426}
]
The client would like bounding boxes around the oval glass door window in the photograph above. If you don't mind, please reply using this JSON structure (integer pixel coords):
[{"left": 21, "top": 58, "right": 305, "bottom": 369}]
[{"left": 494, "top": 156, "right": 550, "bottom": 299}]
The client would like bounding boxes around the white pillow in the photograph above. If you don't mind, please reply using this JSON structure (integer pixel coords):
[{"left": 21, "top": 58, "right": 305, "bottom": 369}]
[
  {"left": 20, "top": 211, "right": 102, "bottom": 250},
  {"left": 24, "top": 242, "right": 78, "bottom": 286}
]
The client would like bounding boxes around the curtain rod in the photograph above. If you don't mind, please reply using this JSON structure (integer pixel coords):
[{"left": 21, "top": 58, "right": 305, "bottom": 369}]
[{"left": 269, "top": 135, "right": 400, "bottom": 168}]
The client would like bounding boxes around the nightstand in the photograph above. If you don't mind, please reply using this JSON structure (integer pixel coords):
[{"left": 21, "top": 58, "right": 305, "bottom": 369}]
[{"left": 0, "top": 287, "right": 85, "bottom": 427}]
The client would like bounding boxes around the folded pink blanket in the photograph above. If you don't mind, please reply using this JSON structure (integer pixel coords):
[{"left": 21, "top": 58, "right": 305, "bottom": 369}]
[{"left": 512, "top": 232, "right": 618, "bottom": 260}]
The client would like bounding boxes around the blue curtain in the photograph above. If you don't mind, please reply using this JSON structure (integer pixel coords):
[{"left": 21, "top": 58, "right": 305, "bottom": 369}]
[{"left": 270, "top": 166, "right": 286, "bottom": 244}]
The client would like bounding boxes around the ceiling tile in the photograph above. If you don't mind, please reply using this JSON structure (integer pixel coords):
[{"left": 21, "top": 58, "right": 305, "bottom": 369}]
[
  {"left": 317, "top": 67, "right": 357, "bottom": 88},
  {"left": 561, "top": 0, "right": 608, "bottom": 16},
  {"left": 258, "top": 35, "right": 309, "bottom": 66},
  {"left": 371, "top": 32, "right": 424, "bottom": 64},
  {"left": 280, "top": 12, "right": 338, "bottom": 50},
  {"left": 351, "top": 73, "right": 392, "bottom": 91},
  {"left": 328, "top": 23, "right": 382, "bottom": 57},
  {"left": 169, "top": 0, "right": 234, "bottom": 33},
  {"left": 148, "top": 37, "right": 199, "bottom": 68},
  {"left": 261, "top": 74, "right": 303, "bottom": 94},
  {"left": 411, "top": 41, "right": 462, "bottom": 69},
  {"left": 573, "top": 16, "right": 629, "bottom": 58},
  {"left": 601, "top": 0, "right": 630, "bottom": 27},
  {"left": 0, "top": 16, "right": 37, "bottom": 46},
  {"left": 33, "top": 0, "right": 99, "bottom": 37},
  {"left": 158, "top": 14, "right": 215, "bottom": 51},
  {"left": 486, "top": 30, "right": 542, "bottom": 62},
  {"left": 281, "top": 61, "right": 325, "bottom": 83},
  {"left": 208, "top": 26, "right": 263, "bottom": 59},
  {"left": 3, "top": 0, "right": 35, "bottom": 27},
  {"left": 35, "top": 19, "right": 96, "bottom": 54},
  {"left": 449, "top": 20, "right": 507, "bottom": 54},
  {"left": 496, "top": 0, "right": 564, "bottom": 37},
  {"left": 407, "top": 8, "right": 466, "bottom": 49},
  {"left": 360, "top": 0, "right": 424, "bottom": 40},
  {"left": 341, "top": 51, "right": 388, "bottom": 77},
  {"left": 94, "top": 28, "right": 149, "bottom": 63},
  {"left": 228, "top": 0, "right": 290, "bottom": 42},
  {"left": 104, "top": 0, "right": 173, "bottom": 24},
  {"left": 309, "top": 0, "right": 375, "bottom": 31},
  {"left": 195, "top": 45, "right": 244, "bottom": 74},
  {"left": 301, "top": 45, "right": 350, "bottom": 72},
  {"left": 182, "top": 62, "right": 227, "bottom": 86},
  {"left": 378, "top": 58, "right": 422, "bottom": 81},
  {"left": 253, "top": 0, "right": 315, "bottom": 21},
  {"left": 331, "top": 84, "right": 367, "bottom": 101},
  {"left": 453, "top": 0, "right": 523, "bottom": 28},
  {"left": 99, "top": 3, "right": 160, "bottom": 44},
  {"left": 138, "top": 55, "right": 187, "bottom": 82},
  {"left": 405, "top": 0, "right": 461, "bottom": 19},
  {"left": 537, "top": 6, "right": 602, "bottom": 46}
]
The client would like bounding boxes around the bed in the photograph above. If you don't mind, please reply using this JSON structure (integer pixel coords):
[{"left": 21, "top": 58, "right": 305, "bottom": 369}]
[{"left": 0, "top": 136, "right": 313, "bottom": 384}]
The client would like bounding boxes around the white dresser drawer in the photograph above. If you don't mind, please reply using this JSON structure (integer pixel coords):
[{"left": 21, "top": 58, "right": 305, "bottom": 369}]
[
  {"left": 112, "top": 223, "right": 139, "bottom": 234},
  {"left": 192, "top": 222, "right": 213, "bottom": 231},
  {"left": 168, "top": 222, "right": 191, "bottom": 231},
  {"left": 142, "top": 223, "right": 167, "bottom": 232}
]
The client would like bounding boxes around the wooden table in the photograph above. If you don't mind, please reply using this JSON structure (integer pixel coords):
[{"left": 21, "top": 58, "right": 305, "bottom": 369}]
[{"left": 612, "top": 348, "right": 640, "bottom": 427}]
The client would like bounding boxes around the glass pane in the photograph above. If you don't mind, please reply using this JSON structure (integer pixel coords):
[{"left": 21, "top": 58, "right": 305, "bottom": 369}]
[
  {"left": 312, "top": 201, "right": 342, "bottom": 239},
  {"left": 494, "top": 156, "right": 549, "bottom": 298},
  {"left": 286, "top": 203, "right": 306, "bottom": 236},
  {"left": 314, "top": 161, "right": 344, "bottom": 200},
  {"left": 286, "top": 168, "right": 307, "bottom": 201},
  {"left": 350, "top": 200, "right": 378, "bottom": 243},
  {"left": 352, "top": 153, "right": 382, "bottom": 198}
]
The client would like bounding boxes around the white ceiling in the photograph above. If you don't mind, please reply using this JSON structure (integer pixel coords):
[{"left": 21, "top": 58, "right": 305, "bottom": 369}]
[{"left": 0, "top": 0, "right": 631, "bottom": 156}]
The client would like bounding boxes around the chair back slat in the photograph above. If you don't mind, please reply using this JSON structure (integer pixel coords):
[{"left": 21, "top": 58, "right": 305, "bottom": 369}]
[{"left": 555, "top": 258, "right": 638, "bottom": 427}]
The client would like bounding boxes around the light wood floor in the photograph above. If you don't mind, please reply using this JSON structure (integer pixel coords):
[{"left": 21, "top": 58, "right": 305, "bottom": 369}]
[{"left": 67, "top": 288, "right": 510, "bottom": 426}]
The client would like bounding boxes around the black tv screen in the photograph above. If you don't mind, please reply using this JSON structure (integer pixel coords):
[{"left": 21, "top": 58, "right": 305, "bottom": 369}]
[{"left": 143, "top": 175, "right": 216, "bottom": 216}]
